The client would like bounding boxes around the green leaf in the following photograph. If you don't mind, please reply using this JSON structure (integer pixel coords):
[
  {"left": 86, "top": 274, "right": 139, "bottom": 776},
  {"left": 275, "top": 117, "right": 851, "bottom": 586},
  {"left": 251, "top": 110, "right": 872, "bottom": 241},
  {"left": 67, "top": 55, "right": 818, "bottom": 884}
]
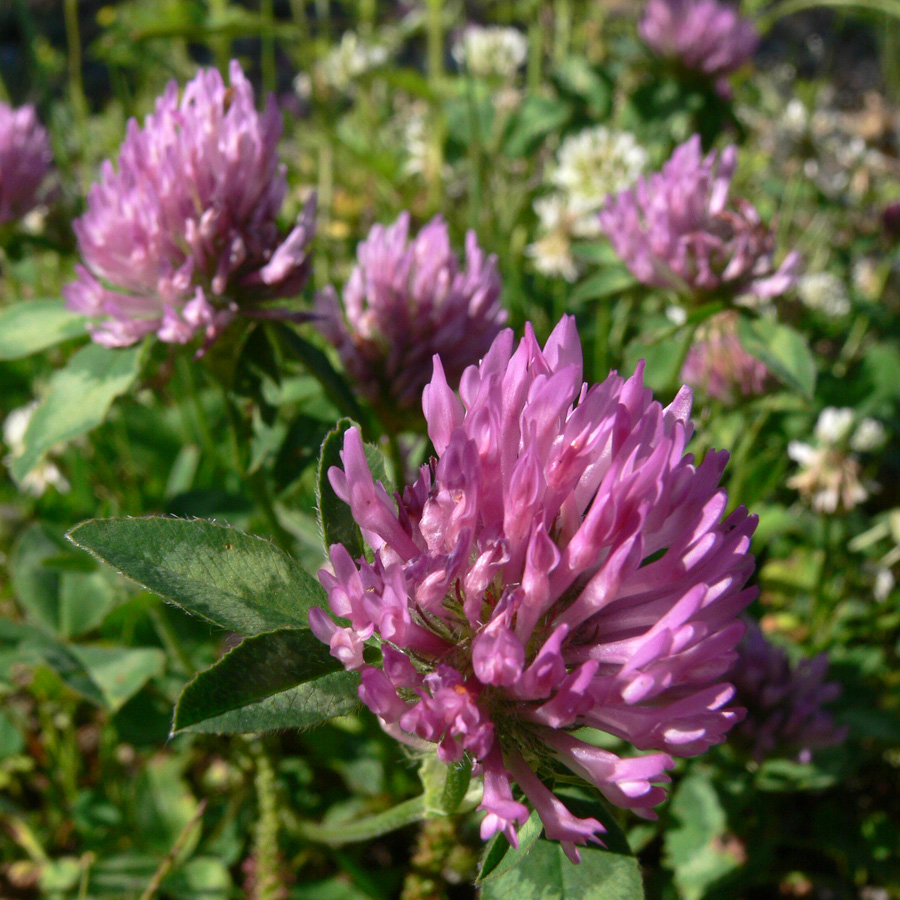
[
  {"left": 479, "top": 809, "right": 544, "bottom": 883},
  {"left": 163, "top": 857, "right": 232, "bottom": 900},
  {"left": 24, "top": 634, "right": 105, "bottom": 706},
  {"left": 0, "top": 711, "right": 25, "bottom": 758},
  {"left": 569, "top": 267, "right": 637, "bottom": 309},
  {"left": 69, "top": 645, "right": 166, "bottom": 712},
  {"left": 480, "top": 834, "right": 644, "bottom": 900},
  {"left": 273, "top": 325, "right": 371, "bottom": 433},
  {"left": 317, "top": 419, "right": 365, "bottom": 560},
  {"left": 363, "top": 440, "right": 395, "bottom": 496},
  {"left": 663, "top": 771, "right": 740, "bottom": 900},
  {"left": 172, "top": 628, "right": 358, "bottom": 734},
  {"left": 10, "top": 524, "right": 123, "bottom": 638},
  {"left": 502, "top": 95, "right": 573, "bottom": 158},
  {"left": 736, "top": 315, "right": 817, "bottom": 399},
  {"left": 421, "top": 755, "right": 472, "bottom": 816},
  {"left": 67, "top": 517, "right": 326, "bottom": 634},
  {"left": 0, "top": 299, "right": 86, "bottom": 359},
  {"left": 10, "top": 343, "right": 142, "bottom": 481},
  {"left": 552, "top": 57, "right": 613, "bottom": 116}
]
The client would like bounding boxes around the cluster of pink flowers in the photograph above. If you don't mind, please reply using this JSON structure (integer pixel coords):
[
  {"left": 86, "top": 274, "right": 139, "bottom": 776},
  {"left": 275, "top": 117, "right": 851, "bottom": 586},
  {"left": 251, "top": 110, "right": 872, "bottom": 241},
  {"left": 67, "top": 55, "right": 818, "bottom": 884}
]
[
  {"left": 681, "top": 312, "right": 770, "bottom": 402},
  {"left": 0, "top": 101, "right": 53, "bottom": 227},
  {"left": 310, "top": 315, "right": 758, "bottom": 861},
  {"left": 64, "top": 61, "right": 315, "bottom": 348},
  {"left": 639, "top": 0, "right": 758, "bottom": 95},
  {"left": 728, "top": 619, "right": 846, "bottom": 763},
  {"left": 600, "top": 136, "right": 800, "bottom": 303},
  {"left": 317, "top": 212, "right": 506, "bottom": 413}
]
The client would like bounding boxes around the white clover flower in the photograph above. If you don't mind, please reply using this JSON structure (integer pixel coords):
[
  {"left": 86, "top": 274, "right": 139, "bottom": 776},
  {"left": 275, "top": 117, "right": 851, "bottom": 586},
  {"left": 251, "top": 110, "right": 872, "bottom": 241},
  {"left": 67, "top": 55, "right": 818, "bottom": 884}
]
[
  {"left": 815, "top": 407, "right": 855, "bottom": 445},
  {"left": 527, "top": 129, "right": 647, "bottom": 281},
  {"left": 452, "top": 25, "right": 527, "bottom": 79},
  {"left": 322, "top": 32, "right": 390, "bottom": 91},
  {"left": 3, "top": 402, "right": 71, "bottom": 497},
  {"left": 551, "top": 127, "right": 648, "bottom": 219},
  {"left": 782, "top": 98, "right": 809, "bottom": 135},
  {"left": 788, "top": 408, "right": 883, "bottom": 513},
  {"left": 797, "top": 272, "right": 851, "bottom": 317},
  {"left": 851, "top": 418, "right": 887, "bottom": 453},
  {"left": 526, "top": 194, "right": 580, "bottom": 281},
  {"left": 525, "top": 232, "right": 579, "bottom": 281},
  {"left": 852, "top": 257, "right": 880, "bottom": 300},
  {"left": 874, "top": 567, "right": 895, "bottom": 602}
]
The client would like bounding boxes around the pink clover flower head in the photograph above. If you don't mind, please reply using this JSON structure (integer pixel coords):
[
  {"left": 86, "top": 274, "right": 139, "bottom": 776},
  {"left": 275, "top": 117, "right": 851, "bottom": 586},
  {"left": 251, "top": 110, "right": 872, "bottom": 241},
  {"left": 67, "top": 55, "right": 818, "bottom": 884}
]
[
  {"left": 728, "top": 618, "right": 847, "bottom": 763},
  {"left": 316, "top": 212, "right": 506, "bottom": 412},
  {"left": 600, "top": 136, "right": 800, "bottom": 302},
  {"left": 311, "top": 315, "right": 758, "bottom": 860},
  {"left": 639, "top": 0, "right": 758, "bottom": 94},
  {"left": 680, "top": 311, "right": 770, "bottom": 402},
  {"left": 64, "top": 61, "right": 315, "bottom": 348},
  {"left": 0, "top": 102, "right": 53, "bottom": 226}
]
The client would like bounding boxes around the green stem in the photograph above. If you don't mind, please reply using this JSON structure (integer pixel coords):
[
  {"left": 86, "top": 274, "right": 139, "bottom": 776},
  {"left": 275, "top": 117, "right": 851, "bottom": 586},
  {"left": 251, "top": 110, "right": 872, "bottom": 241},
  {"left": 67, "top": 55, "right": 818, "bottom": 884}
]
[
  {"left": 553, "top": 0, "right": 572, "bottom": 65},
  {"left": 260, "top": 0, "right": 276, "bottom": 96},
  {"left": 206, "top": 0, "right": 233, "bottom": 72},
  {"left": 64, "top": 0, "right": 88, "bottom": 124},
  {"left": 137, "top": 801, "right": 207, "bottom": 900},
  {"left": 384, "top": 429, "right": 406, "bottom": 489},
  {"left": 726, "top": 407, "right": 772, "bottom": 510},
  {"left": 425, "top": 0, "right": 446, "bottom": 210},
  {"left": 527, "top": 20, "right": 542, "bottom": 93},
  {"left": 316, "top": 138, "right": 333, "bottom": 289},
  {"left": 835, "top": 314, "right": 869, "bottom": 376},
  {"left": 175, "top": 355, "right": 222, "bottom": 469},
  {"left": 251, "top": 741, "right": 283, "bottom": 900},
  {"left": 299, "top": 795, "right": 428, "bottom": 846}
]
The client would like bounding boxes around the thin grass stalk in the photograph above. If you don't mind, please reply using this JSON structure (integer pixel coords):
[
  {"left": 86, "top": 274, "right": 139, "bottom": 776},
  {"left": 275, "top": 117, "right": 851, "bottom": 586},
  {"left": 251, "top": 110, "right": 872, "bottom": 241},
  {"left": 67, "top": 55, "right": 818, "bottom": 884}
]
[
  {"left": 63, "top": 0, "right": 88, "bottom": 125},
  {"left": 260, "top": 0, "right": 277, "bottom": 96}
]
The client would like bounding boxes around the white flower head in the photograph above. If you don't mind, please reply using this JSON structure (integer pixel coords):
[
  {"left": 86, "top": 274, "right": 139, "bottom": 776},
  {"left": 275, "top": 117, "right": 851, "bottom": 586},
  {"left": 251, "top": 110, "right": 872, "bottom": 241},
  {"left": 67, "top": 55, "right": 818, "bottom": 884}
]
[
  {"left": 527, "top": 194, "right": 583, "bottom": 281},
  {"left": 3, "top": 401, "right": 71, "bottom": 497},
  {"left": 874, "top": 566, "right": 895, "bottom": 602},
  {"left": 851, "top": 418, "right": 887, "bottom": 453},
  {"left": 789, "top": 408, "right": 882, "bottom": 513},
  {"left": 322, "top": 32, "right": 390, "bottom": 91},
  {"left": 526, "top": 231, "right": 579, "bottom": 282},
  {"left": 452, "top": 25, "right": 527, "bottom": 80},
  {"left": 551, "top": 127, "right": 648, "bottom": 218},
  {"left": 815, "top": 407, "right": 856, "bottom": 445},
  {"left": 797, "top": 272, "right": 850, "bottom": 317}
]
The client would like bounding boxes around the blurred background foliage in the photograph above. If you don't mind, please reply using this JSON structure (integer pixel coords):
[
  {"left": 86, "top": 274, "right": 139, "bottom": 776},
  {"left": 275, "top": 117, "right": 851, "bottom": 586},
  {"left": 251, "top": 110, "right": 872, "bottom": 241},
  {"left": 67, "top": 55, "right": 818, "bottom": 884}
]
[{"left": 2, "top": 1, "right": 900, "bottom": 898}]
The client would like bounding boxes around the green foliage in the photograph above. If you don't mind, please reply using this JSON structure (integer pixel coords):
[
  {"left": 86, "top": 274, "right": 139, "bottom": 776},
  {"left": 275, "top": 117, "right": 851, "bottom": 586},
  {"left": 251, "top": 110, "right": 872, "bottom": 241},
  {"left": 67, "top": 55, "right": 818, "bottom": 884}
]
[
  {"left": 2, "top": 3, "right": 900, "bottom": 899},
  {"left": 317, "top": 418, "right": 366, "bottom": 560},
  {"left": 67, "top": 517, "right": 325, "bottom": 634},
  {"left": 480, "top": 835, "right": 645, "bottom": 900},
  {"left": 736, "top": 315, "right": 817, "bottom": 399},
  {"left": 0, "top": 299, "right": 85, "bottom": 360},
  {"left": 172, "top": 628, "right": 359, "bottom": 734},
  {"left": 11, "top": 343, "right": 143, "bottom": 481},
  {"left": 663, "top": 772, "right": 741, "bottom": 900}
]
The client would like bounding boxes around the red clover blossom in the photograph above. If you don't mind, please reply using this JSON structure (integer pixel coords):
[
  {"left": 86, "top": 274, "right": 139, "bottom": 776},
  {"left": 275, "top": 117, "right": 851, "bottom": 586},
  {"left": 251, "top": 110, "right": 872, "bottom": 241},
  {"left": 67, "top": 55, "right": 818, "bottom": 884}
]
[
  {"left": 64, "top": 61, "right": 315, "bottom": 348},
  {"left": 317, "top": 212, "right": 506, "bottom": 413},
  {"left": 729, "top": 619, "right": 846, "bottom": 763},
  {"left": 600, "top": 136, "right": 800, "bottom": 302},
  {"left": 310, "top": 315, "right": 758, "bottom": 861},
  {"left": 639, "top": 0, "right": 758, "bottom": 95},
  {"left": 0, "top": 101, "right": 53, "bottom": 227}
]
